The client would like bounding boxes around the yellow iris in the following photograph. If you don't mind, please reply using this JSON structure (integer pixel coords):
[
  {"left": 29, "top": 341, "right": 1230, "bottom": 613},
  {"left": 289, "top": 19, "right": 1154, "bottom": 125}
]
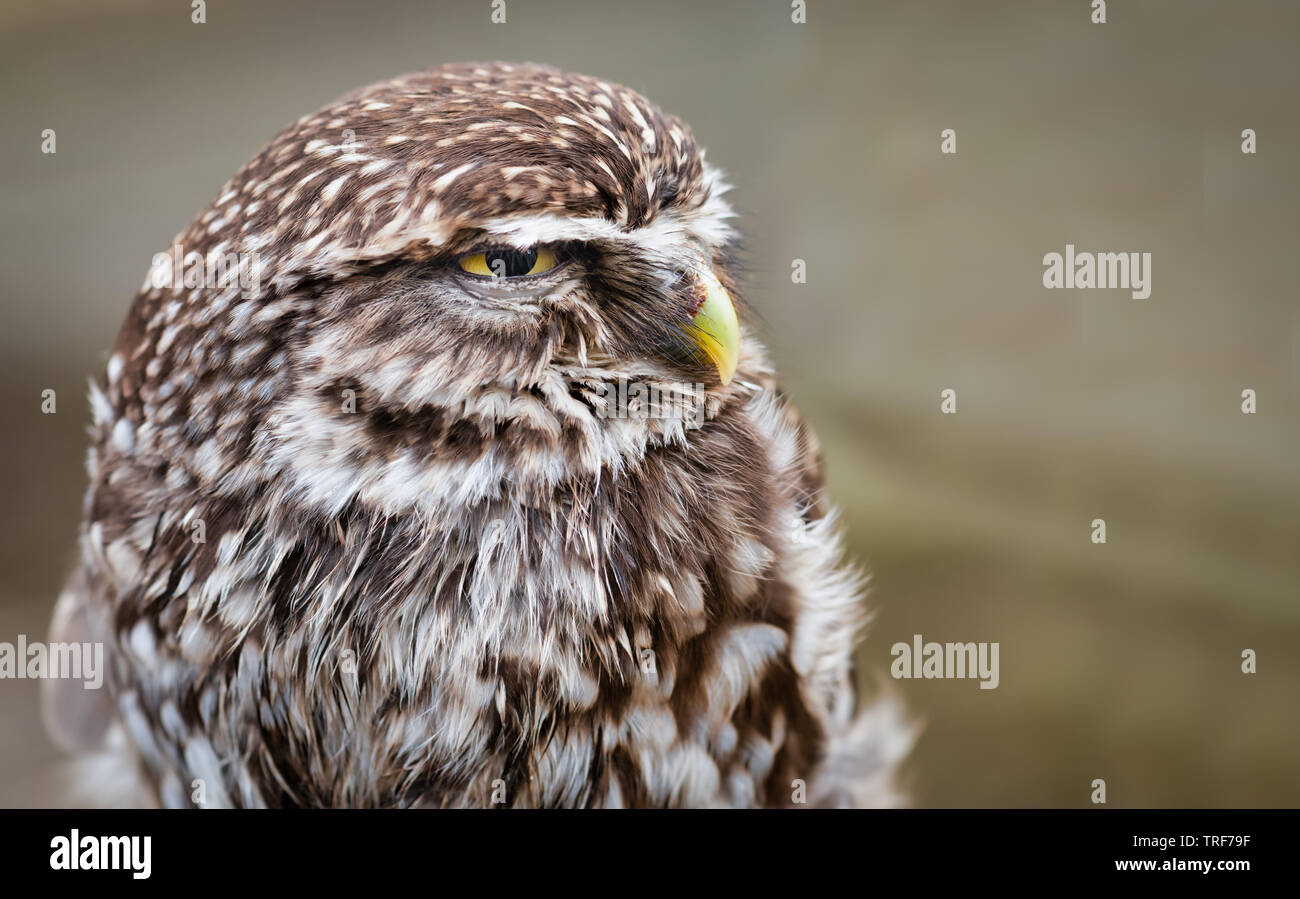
[{"left": 458, "top": 247, "right": 558, "bottom": 278}]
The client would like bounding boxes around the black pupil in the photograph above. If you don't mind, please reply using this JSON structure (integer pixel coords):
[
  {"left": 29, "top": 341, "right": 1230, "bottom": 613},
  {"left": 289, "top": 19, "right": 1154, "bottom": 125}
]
[{"left": 485, "top": 248, "right": 538, "bottom": 277}]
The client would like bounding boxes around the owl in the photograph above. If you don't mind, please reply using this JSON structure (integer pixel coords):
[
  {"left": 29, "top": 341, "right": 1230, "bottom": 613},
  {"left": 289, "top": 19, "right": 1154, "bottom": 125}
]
[{"left": 42, "top": 62, "right": 910, "bottom": 808}]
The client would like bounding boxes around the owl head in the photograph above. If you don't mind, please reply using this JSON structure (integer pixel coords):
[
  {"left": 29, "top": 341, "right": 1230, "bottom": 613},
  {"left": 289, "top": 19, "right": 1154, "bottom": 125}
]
[{"left": 104, "top": 62, "right": 756, "bottom": 521}]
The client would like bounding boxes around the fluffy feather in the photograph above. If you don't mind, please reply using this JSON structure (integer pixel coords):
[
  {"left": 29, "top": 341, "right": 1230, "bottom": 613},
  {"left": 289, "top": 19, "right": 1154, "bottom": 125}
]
[{"left": 47, "top": 62, "right": 910, "bottom": 808}]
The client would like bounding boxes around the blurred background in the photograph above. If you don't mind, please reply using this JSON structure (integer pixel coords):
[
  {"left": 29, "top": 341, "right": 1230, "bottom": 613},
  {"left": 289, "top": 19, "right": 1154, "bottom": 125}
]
[{"left": 0, "top": 0, "right": 1296, "bottom": 807}]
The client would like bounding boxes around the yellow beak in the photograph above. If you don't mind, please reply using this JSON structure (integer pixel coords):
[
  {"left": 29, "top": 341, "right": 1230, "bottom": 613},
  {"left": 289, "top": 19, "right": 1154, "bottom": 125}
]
[{"left": 687, "top": 271, "right": 740, "bottom": 385}]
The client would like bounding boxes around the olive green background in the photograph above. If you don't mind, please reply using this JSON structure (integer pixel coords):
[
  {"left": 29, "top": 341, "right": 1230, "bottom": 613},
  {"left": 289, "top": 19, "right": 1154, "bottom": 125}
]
[{"left": 1, "top": 0, "right": 1296, "bottom": 807}]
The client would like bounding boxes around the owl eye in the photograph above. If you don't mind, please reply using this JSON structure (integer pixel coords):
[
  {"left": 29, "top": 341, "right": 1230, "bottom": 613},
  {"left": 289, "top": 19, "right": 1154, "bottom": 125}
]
[{"left": 458, "top": 246, "right": 559, "bottom": 278}]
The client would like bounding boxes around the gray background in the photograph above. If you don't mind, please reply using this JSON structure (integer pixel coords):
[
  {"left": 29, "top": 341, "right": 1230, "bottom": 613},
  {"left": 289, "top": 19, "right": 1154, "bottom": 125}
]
[{"left": 1, "top": 0, "right": 1296, "bottom": 806}]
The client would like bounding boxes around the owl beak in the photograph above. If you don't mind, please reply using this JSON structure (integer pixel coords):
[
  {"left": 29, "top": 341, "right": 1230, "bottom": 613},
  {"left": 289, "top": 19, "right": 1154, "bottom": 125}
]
[{"left": 687, "top": 271, "right": 740, "bottom": 385}]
